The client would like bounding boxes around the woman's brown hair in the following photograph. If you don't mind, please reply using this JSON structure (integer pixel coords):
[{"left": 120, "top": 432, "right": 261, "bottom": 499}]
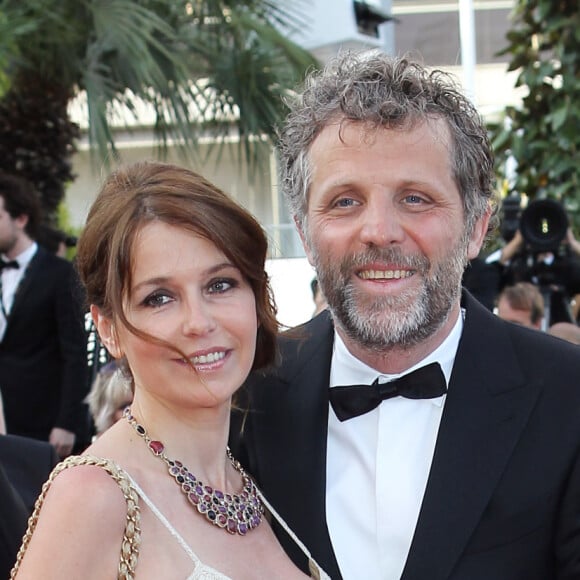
[{"left": 76, "top": 161, "right": 278, "bottom": 372}]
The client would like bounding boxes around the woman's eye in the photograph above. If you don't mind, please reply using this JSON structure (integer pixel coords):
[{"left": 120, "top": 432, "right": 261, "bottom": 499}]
[
  {"left": 208, "top": 278, "right": 236, "bottom": 294},
  {"left": 143, "top": 292, "right": 172, "bottom": 308}
]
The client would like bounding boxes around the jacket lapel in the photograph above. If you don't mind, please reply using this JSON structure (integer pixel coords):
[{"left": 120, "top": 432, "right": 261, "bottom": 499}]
[
  {"left": 401, "top": 294, "right": 542, "bottom": 580},
  {"left": 6, "top": 247, "right": 43, "bottom": 324}
]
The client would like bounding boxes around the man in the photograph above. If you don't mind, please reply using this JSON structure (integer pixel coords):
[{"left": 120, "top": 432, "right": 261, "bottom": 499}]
[
  {"left": 231, "top": 51, "right": 580, "bottom": 580},
  {"left": 493, "top": 225, "right": 580, "bottom": 326},
  {"left": 496, "top": 281, "right": 544, "bottom": 329},
  {"left": 0, "top": 172, "right": 89, "bottom": 458}
]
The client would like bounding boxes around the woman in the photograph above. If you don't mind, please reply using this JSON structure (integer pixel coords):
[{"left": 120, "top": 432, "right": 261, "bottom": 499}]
[{"left": 12, "top": 162, "right": 328, "bottom": 579}]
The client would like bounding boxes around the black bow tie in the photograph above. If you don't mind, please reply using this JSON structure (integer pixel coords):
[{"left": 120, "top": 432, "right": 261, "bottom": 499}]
[
  {"left": 329, "top": 362, "right": 447, "bottom": 422},
  {"left": 0, "top": 259, "right": 19, "bottom": 271}
]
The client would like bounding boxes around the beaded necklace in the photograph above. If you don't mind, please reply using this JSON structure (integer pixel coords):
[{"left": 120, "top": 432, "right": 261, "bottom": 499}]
[{"left": 124, "top": 409, "right": 263, "bottom": 536}]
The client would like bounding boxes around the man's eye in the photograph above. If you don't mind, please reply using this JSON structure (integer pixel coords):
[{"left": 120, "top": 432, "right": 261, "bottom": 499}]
[
  {"left": 208, "top": 278, "right": 236, "bottom": 294},
  {"left": 143, "top": 292, "right": 172, "bottom": 308},
  {"left": 335, "top": 198, "right": 357, "bottom": 208},
  {"left": 404, "top": 194, "right": 424, "bottom": 204}
]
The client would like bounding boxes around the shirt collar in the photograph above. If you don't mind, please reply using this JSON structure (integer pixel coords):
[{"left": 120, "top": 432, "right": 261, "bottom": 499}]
[
  {"left": 2, "top": 242, "right": 38, "bottom": 270},
  {"left": 330, "top": 309, "right": 465, "bottom": 405}
]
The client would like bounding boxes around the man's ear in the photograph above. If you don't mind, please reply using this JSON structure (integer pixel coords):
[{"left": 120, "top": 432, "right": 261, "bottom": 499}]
[
  {"left": 91, "top": 305, "right": 123, "bottom": 359},
  {"left": 295, "top": 216, "right": 315, "bottom": 267},
  {"left": 467, "top": 207, "right": 492, "bottom": 260},
  {"left": 14, "top": 213, "right": 29, "bottom": 232}
]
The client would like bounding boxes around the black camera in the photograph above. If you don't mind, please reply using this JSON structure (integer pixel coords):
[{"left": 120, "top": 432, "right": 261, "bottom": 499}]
[
  {"left": 519, "top": 199, "right": 568, "bottom": 253},
  {"left": 501, "top": 196, "right": 569, "bottom": 254}
]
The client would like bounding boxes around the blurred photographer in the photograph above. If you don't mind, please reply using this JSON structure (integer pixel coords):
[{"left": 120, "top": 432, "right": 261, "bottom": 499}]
[{"left": 492, "top": 196, "right": 580, "bottom": 328}]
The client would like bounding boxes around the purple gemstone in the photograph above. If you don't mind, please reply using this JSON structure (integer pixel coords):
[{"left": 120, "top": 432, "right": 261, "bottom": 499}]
[
  {"left": 218, "top": 506, "right": 227, "bottom": 513},
  {"left": 238, "top": 522, "right": 248, "bottom": 535},
  {"left": 204, "top": 485, "right": 213, "bottom": 494},
  {"left": 174, "top": 460, "right": 183, "bottom": 467},
  {"left": 225, "top": 494, "right": 233, "bottom": 502},
  {"left": 227, "top": 519, "right": 237, "bottom": 534},
  {"left": 189, "top": 493, "right": 200, "bottom": 504},
  {"left": 250, "top": 515, "right": 261, "bottom": 528},
  {"left": 170, "top": 466, "right": 180, "bottom": 475},
  {"left": 217, "top": 514, "right": 227, "bottom": 526},
  {"left": 198, "top": 503, "right": 208, "bottom": 513},
  {"left": 182, "top": 484, "right": 191, "bottom": 492},
  {"left": 195, "top": 485, "right": 203, "bottom": 495},
  {"left": 214, "top": 490, "right": 224, "bottom": 500}
]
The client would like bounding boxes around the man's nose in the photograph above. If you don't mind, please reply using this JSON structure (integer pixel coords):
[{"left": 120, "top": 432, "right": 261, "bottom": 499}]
[{"left": 359, "top": 199, "right": 405, "bottom": 246}]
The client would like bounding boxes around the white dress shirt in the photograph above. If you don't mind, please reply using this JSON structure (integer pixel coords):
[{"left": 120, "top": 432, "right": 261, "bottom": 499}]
[
  {"left": 0, "top": 242, "right": 37, "bottom": 340},
  {"left": 326, "top": 313, "right": 463, "bottom": 580}
]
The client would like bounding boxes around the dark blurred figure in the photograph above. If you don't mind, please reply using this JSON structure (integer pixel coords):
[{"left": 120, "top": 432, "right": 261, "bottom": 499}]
[
  {"left": 36, "top": 224, "right": 77, "bottom": 258},
  {"left": 461, "top": 256, "right": 500, "bottom": 311},
  {"left": 0, "top": 433, "right": 57, "bottom": 578},
  {"left": 0, "top": 433, "right": 58, "bottom": 514},
  {"left": 311, "top": 277, "right": 328, "bottom": 317},
  {"left": 0, "top": 172, "right": 89, "bottom": 458},
  {"left": 0, "top": 462, "right": 27, "bottom": 580}
]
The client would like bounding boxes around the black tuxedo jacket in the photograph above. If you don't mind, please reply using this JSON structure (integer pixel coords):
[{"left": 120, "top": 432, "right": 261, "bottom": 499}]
[
  {"left": 0, "top": 247, "right": 89, "bottom": 441},
  {"left": 0, "top": 433, "right": 58, "bottom": 514},
  {"left": 231, "top": 292, "right": 580, "bottom": 579},
  {"left": 0, "top": 462, "right": 27, "bottom": 580}
]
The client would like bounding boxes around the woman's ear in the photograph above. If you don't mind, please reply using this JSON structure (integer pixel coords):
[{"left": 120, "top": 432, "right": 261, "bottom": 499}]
[{"left": 91, "top": 305, "right": 123, "bottom": 359}]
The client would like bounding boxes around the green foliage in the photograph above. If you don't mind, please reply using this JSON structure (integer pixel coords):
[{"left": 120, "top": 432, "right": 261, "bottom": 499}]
[
  {"left": 489, "top": 0, "right": 580, "bottom": 230},
  {"left": 0, "top": 0, "right": 318, "bottom": 220}
]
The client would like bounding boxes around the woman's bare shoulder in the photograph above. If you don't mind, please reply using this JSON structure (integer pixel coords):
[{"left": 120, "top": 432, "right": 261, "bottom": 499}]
[
  {"left": 36, "top": 459, "right": 131, "bottom": 540},
  {"left": 14, "top": 459, "right": 133, "bottom": 579}
]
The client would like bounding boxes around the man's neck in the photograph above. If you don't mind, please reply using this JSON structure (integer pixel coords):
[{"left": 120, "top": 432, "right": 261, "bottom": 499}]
[{"left": 5, "top": 236, "right": 34, "bottom": 260}]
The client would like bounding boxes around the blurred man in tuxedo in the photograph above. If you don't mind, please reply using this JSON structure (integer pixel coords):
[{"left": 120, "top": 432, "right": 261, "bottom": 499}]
[{"left": 0, "top": 172, "right": 89, "bottom": 458}]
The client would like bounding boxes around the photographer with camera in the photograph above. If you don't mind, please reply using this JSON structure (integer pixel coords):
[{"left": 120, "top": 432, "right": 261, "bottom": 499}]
[{"left": 494, "top": 196, "right": 580, "bottom": 329}]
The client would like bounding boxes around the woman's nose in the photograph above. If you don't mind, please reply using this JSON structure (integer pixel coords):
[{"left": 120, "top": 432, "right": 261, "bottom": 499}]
[{"left": 181, "top": 298, "right": 217, "bottom": 336}]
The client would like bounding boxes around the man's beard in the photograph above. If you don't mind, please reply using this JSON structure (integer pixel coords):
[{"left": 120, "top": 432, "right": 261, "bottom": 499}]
[{"left": 312, "top": 237, "right": 469, "bottom": 351}]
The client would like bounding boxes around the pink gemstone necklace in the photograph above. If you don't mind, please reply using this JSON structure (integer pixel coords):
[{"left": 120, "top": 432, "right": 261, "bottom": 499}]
[{"left": 124, "top": 408, "right": 264, "bottom": 536}]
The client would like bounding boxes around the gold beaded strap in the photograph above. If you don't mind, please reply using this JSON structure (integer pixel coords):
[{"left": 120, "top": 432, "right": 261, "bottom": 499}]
[{"left": 10, "top": 455, "right": 141, "bottom": 580}]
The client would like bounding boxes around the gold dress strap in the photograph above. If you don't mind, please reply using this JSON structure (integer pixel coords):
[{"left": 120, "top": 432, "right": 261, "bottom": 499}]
[{"left": 10, "top": 454, "right": 141, "bottom": 580}]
